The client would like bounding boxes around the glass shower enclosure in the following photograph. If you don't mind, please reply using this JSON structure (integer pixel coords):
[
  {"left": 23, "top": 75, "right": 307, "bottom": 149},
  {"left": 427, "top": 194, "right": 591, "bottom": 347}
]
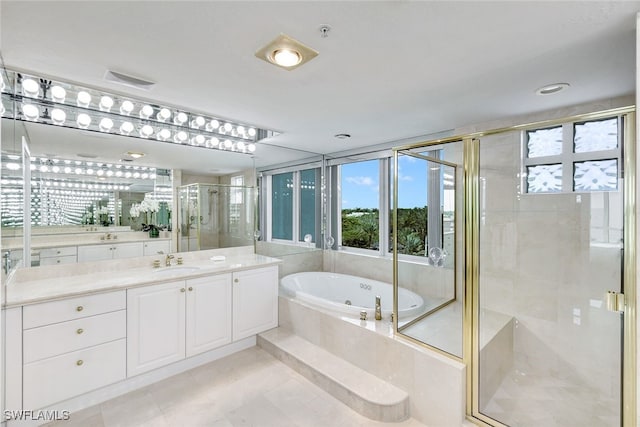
[{"left": 177, "top": 183, "right": 256, "bottom": 252}]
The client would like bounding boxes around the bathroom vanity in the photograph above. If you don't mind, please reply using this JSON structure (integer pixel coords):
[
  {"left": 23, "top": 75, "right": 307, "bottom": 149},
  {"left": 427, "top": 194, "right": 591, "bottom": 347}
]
[{"left": 2, "top": 248, "right": 280, "bottom": 420}]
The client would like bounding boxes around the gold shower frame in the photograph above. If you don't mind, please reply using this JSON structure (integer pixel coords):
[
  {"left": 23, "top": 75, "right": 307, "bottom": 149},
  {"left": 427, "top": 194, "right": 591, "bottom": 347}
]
[{"left": 392, "top": 106, "right": 636, "bottom": 427}]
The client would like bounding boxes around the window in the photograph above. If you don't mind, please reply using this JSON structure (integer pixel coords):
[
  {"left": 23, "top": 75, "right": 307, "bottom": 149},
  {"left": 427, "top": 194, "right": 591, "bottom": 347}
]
[
  {"left": 264, "top": 166, "right": 320, "bottom": 244},
  {"left": 229, "top": 175, "right": 244, "bottom": 225},
  {"left": 339, "top": 159, "right": 381, "bottom": 250},
  {"left": 523, "top": 117, "right": 621, "bottom": 194}
]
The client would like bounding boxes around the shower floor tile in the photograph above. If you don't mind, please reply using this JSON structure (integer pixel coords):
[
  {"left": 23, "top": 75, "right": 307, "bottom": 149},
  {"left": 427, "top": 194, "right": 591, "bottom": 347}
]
[{"left": 45, "top": 346, "right": 427, "bottom": 427}]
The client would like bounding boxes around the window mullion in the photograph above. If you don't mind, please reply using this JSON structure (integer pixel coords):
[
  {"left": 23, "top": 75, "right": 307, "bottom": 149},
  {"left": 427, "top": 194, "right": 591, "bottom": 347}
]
[
  {"left": 380, "top": 158, "right": 390, "bottom": 256},
  {"left": 293, "top": 171, "right": 300, "bottom": 242}
]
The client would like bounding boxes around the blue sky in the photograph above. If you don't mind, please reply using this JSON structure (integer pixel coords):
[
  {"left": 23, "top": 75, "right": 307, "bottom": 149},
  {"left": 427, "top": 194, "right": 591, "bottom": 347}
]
[{"left": 341, "top": 156, "right": 428, "bottom": 209}]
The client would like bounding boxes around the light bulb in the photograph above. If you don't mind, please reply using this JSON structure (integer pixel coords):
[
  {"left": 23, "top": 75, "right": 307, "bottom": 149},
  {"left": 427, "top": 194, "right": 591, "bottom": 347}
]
[
  {"left": 157, "top": 129, "right": 171, "bottom": 141},
  {"left": 174, "top": 131, "right": 188, "bottom": 143},
  {"left": 51, "top": 166, "right": 60, "bottom": 173},
  {"left": 115, "top": 171, "right": 123, "bottom": 177},
  {"left": 99, "top": 118, "right": 114, "bottom": 132},
  {"left": 51, "top": 108, "right": 66, "bottom": 125},
  {"left": 99, "top": 96, "right": 114, "bottom": 112},
  {"left": 51, "top": 85, "right": 66, "bottom": 103},
  {"left": 208, "top": 137, "right": 219, "bottom": 147},
  {"left": 141, "top": 173, "right": 149, "bottom": 179},
  {"left": 76, "top": 91, "right": 92, "bottom": 108},
  {"left": 224, "top": 123, "right": 233, "bottom": 132},
  {"left": 191, "top": 116, "right": 205, "bottom": 129},
  {"left": 120, "top": 100, "right": 134, "bottom": 115},
  {"left": 248, "top": 128, "right": 256, "bottom": 137},
  {"left": 106, "top": 170, "right": 114, "bottom": 177},
  {"left": 194, "top": 135, "right": 205, "bottom": 145},
  {"left": 22, "top": 78, "right": 39, "bottom": 97},
  {"left": 6, "top": 163, "right": 20, "bottom": 171},
  {"left": 140, "top": 125, "right": 154, "bottom": 138},
  {"left": 157, "top": 108, "right": 171, "bottom": 122},
  {"left": 140, "top": 104, "right": 153, "bottom": 119},
  {"left": 64, "top": 167, "right": 71, "bottom": 173},
  {"left": 237, "top": 126, "right": 245, "bottom": 135},
  {"left": 237, "top": 141, "right": 246, "bottom": 150},
  {"left": 86, "top": 168, "right": 94, "bottom": 175},
  {"left": 224, "top": 139, "right": 233, "bottom": 148},
  {"left": 133, "top": 172, "right": 140, "bottom": 178},
  {"left": 174, "top": 112, "right": 188, "bottom": 125},
  {"left": 76, "top": 113, "right": 91, "bottom": 129},
  {"left": 74, "top": 168, "right": 82, "bottom": 174},
  {"left": 22, "top": 104, "right": 40, "bottom": 121},
  {"left": 150, "top": 173, "right": 156, "bottom": 179},
  {"left": 272, "top": 49, "right": 301, "bottom": 67},
  {"left": 125, "top": 172, "right": 132, "bottom": 178},
  {"left": 39, "top": 165, "right": 49, "bottom": 173},
  {"left": 248, "top": 143, "right": 256, "bottom": 152},
  {"left": 206, "top": 119, "right": 219, "bottom": 131},
  {"left": 120, "top": 121, "right": 134, "bottom": 135},
  {"left": 97, "top": 169, "right": 104, "bottom": 176}
]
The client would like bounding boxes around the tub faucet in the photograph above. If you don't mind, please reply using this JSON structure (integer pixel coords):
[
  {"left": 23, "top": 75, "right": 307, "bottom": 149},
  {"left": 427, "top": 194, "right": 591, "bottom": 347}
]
[
  {"left": 165, "top": 254, "right": 175, "bottom": 267},
  {"left": 375, "top": 295, "right": 382, "bottom": 320}
]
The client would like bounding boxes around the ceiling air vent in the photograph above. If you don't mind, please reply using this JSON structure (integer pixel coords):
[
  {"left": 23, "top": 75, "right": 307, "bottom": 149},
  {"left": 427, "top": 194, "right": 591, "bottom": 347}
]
[{"left": 104, "top": 70, "right": 155, "bottom": 91}]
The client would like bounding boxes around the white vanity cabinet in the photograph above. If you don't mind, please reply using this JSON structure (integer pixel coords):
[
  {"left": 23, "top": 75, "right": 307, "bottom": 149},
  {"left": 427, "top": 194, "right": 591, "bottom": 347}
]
[
  {"left": 77, "top": 242, "right": 143, "bottom": 262},
  {"left": 21, "top": 291, "right": 127, "bottom": 410},
  {"left": 38, "top": 246, "right": 77, "bottom": 266},
  {"left": 127, "top": 273, "right": 233, "bottom": 376},
  {"left": 143, "top": 239, "right": 171, "bottom": 256},
  {"left": 232, "top": 266, "right": 279, "bottom": 341}
]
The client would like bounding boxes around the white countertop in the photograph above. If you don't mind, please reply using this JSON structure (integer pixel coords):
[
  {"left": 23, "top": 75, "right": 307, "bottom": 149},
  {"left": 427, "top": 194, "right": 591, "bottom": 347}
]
[
  {"left": 2, "top": 235, "right": 171, "bottom": 251},
  {"left": 4, "top": 249, "right": 281, "bottom": 307}
]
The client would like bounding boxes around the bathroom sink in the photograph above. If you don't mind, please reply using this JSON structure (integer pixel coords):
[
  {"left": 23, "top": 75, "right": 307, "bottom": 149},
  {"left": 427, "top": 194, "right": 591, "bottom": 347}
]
[{"left": 153, "top": 266, "right": 201, "bottom": 276}]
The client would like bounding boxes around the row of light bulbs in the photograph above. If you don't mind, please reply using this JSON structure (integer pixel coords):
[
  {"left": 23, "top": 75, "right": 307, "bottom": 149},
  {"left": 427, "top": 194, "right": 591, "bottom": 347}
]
[
  {"left": 1, "top": 179, "right": 131, "bottom": 191},
  {"left": 1, "top": 69, "right": 267, "bottom": 154}
]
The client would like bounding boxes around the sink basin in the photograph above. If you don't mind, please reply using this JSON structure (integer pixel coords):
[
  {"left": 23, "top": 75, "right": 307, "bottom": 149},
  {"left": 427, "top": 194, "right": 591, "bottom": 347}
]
[{"left": 153, "top": 266, "right": 200, "bottom": 276}]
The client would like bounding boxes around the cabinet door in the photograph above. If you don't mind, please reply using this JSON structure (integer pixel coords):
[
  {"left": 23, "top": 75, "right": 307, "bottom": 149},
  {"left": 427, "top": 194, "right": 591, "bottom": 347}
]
[
  {"left": 185, "top": 274, "right": 232, "bottom": 357},
  {"left": 127, "top": 281, "right": 185, "bottom": 377},
  {"left": 143, "top": 240, "right": 171, "bottom": 256},
  {"left": 232, "top": 266, "right": 279, "bottom": 341},
  {"left": 77, "top": 244, "right": 113, "bottom": 262},
  {"left": 112, "top": 242, "right": 143, "bottom": 259}
]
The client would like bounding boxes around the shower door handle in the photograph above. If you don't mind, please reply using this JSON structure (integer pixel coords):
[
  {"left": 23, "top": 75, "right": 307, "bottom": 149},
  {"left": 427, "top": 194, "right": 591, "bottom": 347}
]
[{"left": 605, "top": 291, "right": 625, "bottom": 313}]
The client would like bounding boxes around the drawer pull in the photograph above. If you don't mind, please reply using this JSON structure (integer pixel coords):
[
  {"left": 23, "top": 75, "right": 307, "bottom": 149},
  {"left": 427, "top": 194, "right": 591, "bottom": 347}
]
[
  {"left": 180, "top": 288, "right": 186, "bottom": 293},
  {"left": 234, "top": 279, "right": 239, "bottom": 283},
  {"left": 56, "top": 260, "right": 61, "bottom": 264},
  {"left": 76, "top": 328, "right": 84, "bottom": 335},
  {"left": 56, "top": 250, "right": 61, "bottom": 254},
  {"left": 76, "top": 306, "right": 84, "bottom": 312},
  {"left": 188, "top": 287, "right": 193, "bottom": 291},
  {"left": 76, "top": 360, "right": 84, "bottom": 366}
]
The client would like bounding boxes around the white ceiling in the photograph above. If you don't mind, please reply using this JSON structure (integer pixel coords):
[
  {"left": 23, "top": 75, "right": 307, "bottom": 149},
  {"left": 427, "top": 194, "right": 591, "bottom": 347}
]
[{"left": 1, "top": 1, "right": 639, "bottom": 174}]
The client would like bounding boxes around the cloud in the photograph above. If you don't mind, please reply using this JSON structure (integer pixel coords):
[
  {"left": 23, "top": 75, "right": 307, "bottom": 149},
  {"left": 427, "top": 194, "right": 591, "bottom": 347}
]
[{"left": 346, "top": 176, "right": 374, "bottom": 186}]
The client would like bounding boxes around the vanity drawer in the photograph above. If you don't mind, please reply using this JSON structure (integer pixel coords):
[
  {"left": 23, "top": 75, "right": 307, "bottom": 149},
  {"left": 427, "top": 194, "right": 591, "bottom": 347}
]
[
  {"left": 23, "top": 310, "right": 126, "bottom": 363},
  {"left": 23, "top": 291, "right": 126, "bottom": 329},
  {"left": 39, "top": 255, "right": 77, "bottom": 266},
  {"left": 23, "top": 338, "right": 126, "bottom": 410},
  {"left": 40, "top": 246, "right": 77, "bottom": 258}
]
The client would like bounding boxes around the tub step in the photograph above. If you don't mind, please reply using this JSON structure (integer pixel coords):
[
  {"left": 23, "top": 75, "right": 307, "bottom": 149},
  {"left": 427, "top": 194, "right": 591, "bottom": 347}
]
[{"left": 257, "top": 327, "right": 410, "bottom": 422}]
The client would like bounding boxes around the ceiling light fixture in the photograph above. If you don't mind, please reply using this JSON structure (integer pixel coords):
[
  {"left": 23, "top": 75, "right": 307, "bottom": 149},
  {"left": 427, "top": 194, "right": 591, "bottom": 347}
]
[
  {"left": 334, "top": 133, "right": 351, "bottom": 139},
  {"left": 255, "top": 33, "right": 319, "bottom": 71},
  {"left": 2, "top": 68, "right": 279, "bottom": 154},
  {"left": 535, "top": 83, "right": 570, "bottom": 95},
  {"left": 125, "top": 151, "right": 145, "bottom": 159}
]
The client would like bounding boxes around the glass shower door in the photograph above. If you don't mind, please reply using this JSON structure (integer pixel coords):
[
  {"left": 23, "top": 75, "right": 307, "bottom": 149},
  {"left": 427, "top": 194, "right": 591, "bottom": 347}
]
[{"left": 475, "top": 118, "right": 626, "bottom": 426}]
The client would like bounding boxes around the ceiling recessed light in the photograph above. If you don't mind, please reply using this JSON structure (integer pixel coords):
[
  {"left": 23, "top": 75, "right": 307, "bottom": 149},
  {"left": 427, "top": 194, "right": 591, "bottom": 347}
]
[
  {"left": 535, "top": 83, "right": 570, "bottom": 95},
  {"left": 334, "top": 133, "right": 351, "bottom": 139},
  {"left": 125, "top": 151, "right": 145, "bottom": 159},
  {"left": 76, "top": 153, "right": 98, "bottom": 159},
  {"left": 255, "top": 33, "right": 318, "bottom": 71}
]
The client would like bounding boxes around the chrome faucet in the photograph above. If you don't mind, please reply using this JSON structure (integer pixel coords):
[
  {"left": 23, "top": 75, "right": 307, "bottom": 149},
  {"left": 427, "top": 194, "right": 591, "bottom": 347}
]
[
  {"left": 375, "top": 295, "right": 382, "bottom": 320},
  {"left": 165, "top": 254, "right": 175, "bottom": 267}
]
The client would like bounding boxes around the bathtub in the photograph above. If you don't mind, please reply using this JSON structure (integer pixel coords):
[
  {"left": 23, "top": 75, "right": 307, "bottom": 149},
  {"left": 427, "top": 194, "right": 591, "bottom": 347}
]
[{"left": 280, "top": 272, "right": 424, "bottom": 319}]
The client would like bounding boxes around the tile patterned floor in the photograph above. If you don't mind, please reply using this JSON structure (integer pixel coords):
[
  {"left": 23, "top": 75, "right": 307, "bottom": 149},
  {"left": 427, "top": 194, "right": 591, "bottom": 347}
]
[{"left": 46, "top": 346, "right": 427, "bottom": 427}]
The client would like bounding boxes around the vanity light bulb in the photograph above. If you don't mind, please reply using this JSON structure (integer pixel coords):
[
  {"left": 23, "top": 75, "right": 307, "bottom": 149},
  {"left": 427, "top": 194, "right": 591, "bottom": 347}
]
[
  {"left": 191, "top": 116, "right": 205, "bottom": 129},
  {"left": 224, "top": 139, "right": 233, "bottom": 149},
  {"left": 194, "top": 135, "right": 205, "bottom": 145},
  {"left": 51, "top": 85, "right": 67, "bottom": 103},
  {"left": 141, "top": 173, "right": 149, "bottom": 179},
  {"left": 6, "top": 163, "right": 20, "bottom": 171},
  {"left": 150, "top": 173, "right": 157, "bottom": 179},
  {"left": 39, "top": 165, "right": 49, "bottom": 173},
  {"left": 86, "top": 168, "right": 94, "bottom": 175},
  {"left": 76, "top": 113, "right": 92, "bottom": 129},
  {"left": 22, "top": 78, "right": 39, "bottom": 98},
  {"left": 237, "top": 126, "right": 245, "bottom": 135},
  {"left": 125, "top": 172, "right": 132, "bottom": 178},
  {"left": 74, "top": 168, "right": 82, "bottom": 174},
  {"left": 99, "top": 118, "right": 114, "bottom": 132},
  {"left": 174, "top": 131, "right": 188, "bottom": 143},
  {"left": 51, "top": 108, "right": 66, "bottom": 125},
  {"left": 107, "top": 170, "right": 114, "bottom": 177},
  {"left": 97, "top": 169, "right": 104, "bottom": 176},
  {"left": 115, "top": 171, "right": 123, "bottom": 177},
  {"left": 120, "top": 121, "right": 134, "bottom": 135},
  {"left": 209, "top": 137, "right": 219, "bottom": 147},
  {"left": 174, "top": 112, "right": 188, "bottom": 126},
  {"left": 140, "top": 125, "right": 154, "bottom": 138},
  {"left": 236, "top": 141, "right": 246, "bottom": 151},
  {"left": 22, "top": 104, "right": 40, "bottom": 121},
  {"left": 64, "top": 167, "right": 71, "bottom": 173},
  {"left": 248, "top": 128, "right": 256, "bottom": 137},
  {"left": 157, "top": 129, "right": 171, "bottom": 141},
  {"left": 223, "top": 123, "right": 233, "bottom": 132},
  {"left": 99, "top": 96, "right": 114, "bottom": 112},
  {"left": 157, "top": 108, "right": 171, "bottom": 122},
  {"left": 140, "top": 104, "right": 153, "bottom": 119},
  {"left": 51, "top": 166, "right": 60, "bottom": 173},
  {"left": 133, "top": 172, "right": 140, "bottom": 178},
  {"left": 206, "top": 119, "right": 219, "bottom": 131},
  {"left": 120, "top": 100, "right": 134, "bottom": 115},
  {"left": 248, "top": 143, "right": 256, "bottom": 153},
  {"left": 76, "top": 91, "right": 92, "bottom": 108}
]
